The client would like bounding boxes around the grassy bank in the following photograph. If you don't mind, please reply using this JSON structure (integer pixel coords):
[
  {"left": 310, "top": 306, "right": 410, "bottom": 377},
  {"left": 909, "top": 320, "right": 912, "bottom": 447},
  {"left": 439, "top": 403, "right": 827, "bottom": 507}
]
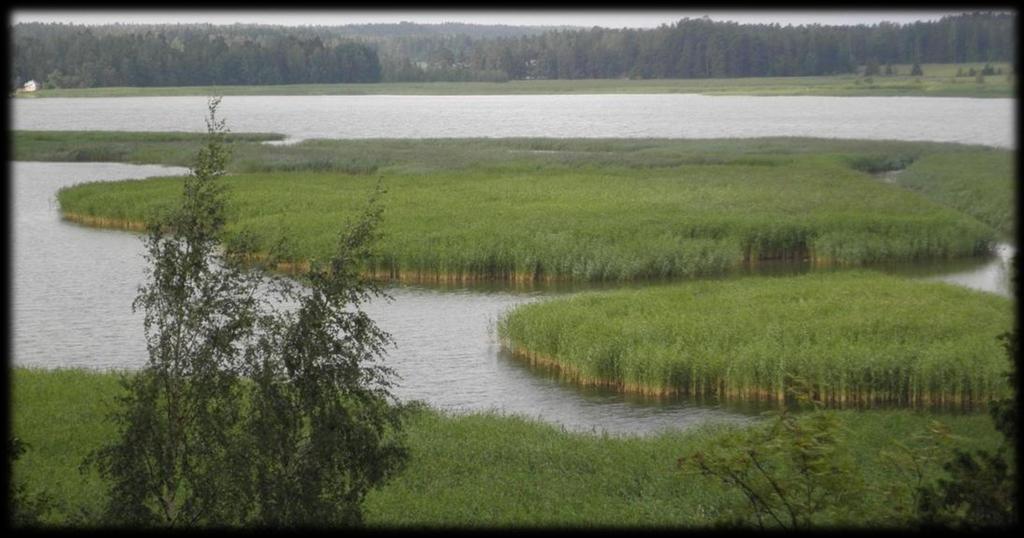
[
  {"left": 13, "top": 63, "right": 1014, "bottom": 99},
  {"left": 498, "top": 271, "right": 1013, "bottom": 406},
  {"left": 46, "top": 137, "right": 1002, "bottom": 283},
  {"left": 10, "top": 367, "right": 1005, "bottom": 527}
]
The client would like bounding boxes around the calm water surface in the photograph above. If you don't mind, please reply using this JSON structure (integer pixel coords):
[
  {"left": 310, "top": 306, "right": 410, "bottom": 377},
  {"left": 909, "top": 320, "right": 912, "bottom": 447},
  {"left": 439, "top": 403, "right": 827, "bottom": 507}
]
[
  {"left": 12, "top": 160, "right": 1013, "bottom": 435},
  {"left": 13, "top": 94, "right": 1015, "bottom": 147}
]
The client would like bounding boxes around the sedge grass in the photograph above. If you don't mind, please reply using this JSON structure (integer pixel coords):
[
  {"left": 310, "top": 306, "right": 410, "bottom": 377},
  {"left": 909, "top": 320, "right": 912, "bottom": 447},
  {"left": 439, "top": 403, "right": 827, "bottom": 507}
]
[
  {"left": 52, "top": 139, "right": 1000, "bottom": 283},
  {"left": 497, "top": 271, "right": 1013, "bottom": 407},
  {"left": 10, "top": 367, "right": 1006, "bottom": 527}
]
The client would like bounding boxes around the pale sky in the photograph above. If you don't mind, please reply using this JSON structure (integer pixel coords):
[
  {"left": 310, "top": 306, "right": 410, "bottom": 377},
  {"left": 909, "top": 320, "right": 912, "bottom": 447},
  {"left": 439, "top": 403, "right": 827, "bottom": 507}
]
[{"left": 10, "top": 10, "right": 997, "bottom": 29}]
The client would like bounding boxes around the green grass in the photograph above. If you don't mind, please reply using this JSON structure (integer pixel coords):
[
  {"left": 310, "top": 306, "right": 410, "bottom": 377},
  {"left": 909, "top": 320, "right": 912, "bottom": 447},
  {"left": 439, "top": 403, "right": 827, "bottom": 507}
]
[
  {"left": 890, "top": 151, "right": 1016, "bottom": 240},
  {"left": 10, "top": 367, "right": 1007, "bottom": 527},
  {"left": 47, "top": 137, "right": 1002, "bottom": 283},
  {"left": 10, "top": 368, "right": 124, "bottom": 523},
  {"left": 12, "top": 63, "right": 1014, "bottom": 98},
  {"left": 498, "top": 271, "right": 1013, "bottom": 406}
]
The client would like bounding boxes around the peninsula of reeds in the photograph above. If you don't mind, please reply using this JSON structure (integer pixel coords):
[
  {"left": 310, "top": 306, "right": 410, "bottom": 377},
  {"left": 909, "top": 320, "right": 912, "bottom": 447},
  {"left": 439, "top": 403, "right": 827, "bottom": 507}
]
[
  {"left": 48, "top": 137, "right": 1006, "bottom": 283},
  {"left": 498, "top": 271, "right": 1013, "bottom": 406}
]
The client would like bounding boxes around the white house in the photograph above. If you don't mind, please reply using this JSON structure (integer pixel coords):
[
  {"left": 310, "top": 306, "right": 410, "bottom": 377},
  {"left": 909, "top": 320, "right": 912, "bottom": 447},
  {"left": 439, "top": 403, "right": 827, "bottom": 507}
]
[{"left": 22, "top": 80, "right": 38, "bottom": 92}]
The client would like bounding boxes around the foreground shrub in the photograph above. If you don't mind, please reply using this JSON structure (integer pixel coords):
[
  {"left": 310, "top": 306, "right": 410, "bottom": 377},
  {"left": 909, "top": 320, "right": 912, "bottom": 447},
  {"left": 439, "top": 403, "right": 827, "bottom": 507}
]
[{"left": 85, "top": 99, "right": 406, "bottom": 528}]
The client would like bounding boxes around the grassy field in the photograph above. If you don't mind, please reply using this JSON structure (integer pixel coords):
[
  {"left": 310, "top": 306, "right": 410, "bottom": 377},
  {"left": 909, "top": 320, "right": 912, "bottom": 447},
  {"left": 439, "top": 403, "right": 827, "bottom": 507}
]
[
  {"left": 43, "top": 136, "right": 1004, "bottom": 283},
  {"left": 12, "top": 63, "right": 1014, "bottom": 99},
  {"left": 498, "top": 271, "right": 1013, "bottom": 406},
  {"left": 10, "top": 367, "right": 1006, "bottom": 527}
]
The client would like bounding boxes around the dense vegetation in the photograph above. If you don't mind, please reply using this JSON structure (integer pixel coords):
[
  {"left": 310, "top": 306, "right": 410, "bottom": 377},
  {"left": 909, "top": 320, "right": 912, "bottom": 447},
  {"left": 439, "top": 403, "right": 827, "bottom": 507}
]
[
  {"left": 499, "top": 272, "right": 1013, "bottom": 405},
  {"left": 12, "top": 25, "right": 382, "bottom": 88},
  {"left": 50, "top": 137, "right": 1003, "bottom": 282},
  {"left": 9, "top": 367, "right": 1007, "bottom": 527},
  {"left": 12, "top": 12, "right": 1014, "bottom": 88}
]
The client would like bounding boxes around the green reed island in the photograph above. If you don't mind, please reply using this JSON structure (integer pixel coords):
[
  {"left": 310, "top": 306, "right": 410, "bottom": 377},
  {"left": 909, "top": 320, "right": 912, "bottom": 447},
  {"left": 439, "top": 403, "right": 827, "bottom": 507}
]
[
  {"left": 499, "top": 271, "right": 1013, "bottom": 405},
  {"left": 30, "top": 135, "right": 1009, "bottom": 284}
]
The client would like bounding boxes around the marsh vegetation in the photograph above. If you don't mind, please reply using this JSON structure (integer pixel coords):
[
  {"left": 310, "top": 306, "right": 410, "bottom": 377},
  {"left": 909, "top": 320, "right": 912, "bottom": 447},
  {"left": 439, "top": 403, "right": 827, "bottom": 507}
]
[
  {"left": 499, "top": 271, "right": 1013, "bottom": 405},
  {"left": 46, "top": 136, "right": 1009, "bottom": 283}
]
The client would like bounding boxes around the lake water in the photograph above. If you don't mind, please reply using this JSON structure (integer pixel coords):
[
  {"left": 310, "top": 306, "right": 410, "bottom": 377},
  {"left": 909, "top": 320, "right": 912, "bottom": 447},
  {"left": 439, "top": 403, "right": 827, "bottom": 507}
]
[
  {"left": 9, "top": 93, "right": 1017, "bottom": 436},
  {"left": 13, "top": 94, "right": 1015, "bottom": 148}
]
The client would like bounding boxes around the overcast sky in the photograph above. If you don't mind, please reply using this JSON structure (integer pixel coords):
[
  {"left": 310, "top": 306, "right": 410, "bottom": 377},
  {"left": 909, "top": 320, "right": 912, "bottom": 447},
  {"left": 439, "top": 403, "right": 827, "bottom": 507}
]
[{"left": 10, "top": 10, "right": 998, "bottom": 29}]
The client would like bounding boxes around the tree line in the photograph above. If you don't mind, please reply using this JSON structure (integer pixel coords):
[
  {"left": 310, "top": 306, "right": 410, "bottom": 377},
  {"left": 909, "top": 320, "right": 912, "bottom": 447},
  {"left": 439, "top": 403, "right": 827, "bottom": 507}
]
[
  {"left": 11, "top": 12, "right": 1014, "bottom": 89},
  {"left": 12, "top": 25, "right": 382, "bottom": 88}
]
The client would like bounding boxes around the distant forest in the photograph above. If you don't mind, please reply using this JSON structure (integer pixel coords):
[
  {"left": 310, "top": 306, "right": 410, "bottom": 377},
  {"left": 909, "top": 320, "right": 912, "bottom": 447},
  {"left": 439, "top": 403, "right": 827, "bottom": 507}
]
[{"left": 11, "top": 12, "right": 1015, "bottom": 88}]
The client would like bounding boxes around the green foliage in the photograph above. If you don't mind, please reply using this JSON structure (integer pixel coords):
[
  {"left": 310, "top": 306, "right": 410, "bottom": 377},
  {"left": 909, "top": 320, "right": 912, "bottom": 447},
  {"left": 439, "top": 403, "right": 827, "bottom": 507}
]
[
  {"left": 84, "top": 99, "right": 406, "bottom": 527},
  {"left": 499, "top": 271, "right": 1012, "bottom": 405},
  {"left": 13, "top": 26, "right": 381, "bottom": 87},
  {"left": 679, "top": 385, "right": 867, "bottom": 529},
  {"left": 238, "top": 183, "right": 409, "bottom": 526},
  {"left": 12, "top": 14, "right": 1013, "bottom": 85},
  {"left": 85, "top": 97, "right": 259, "bottom": 526},
  {"left": 876, "top": 420, "right": 962, "bottom": 522},
  {"left": 914, "top": 255, "right": 1017, "bottom": 528},
  {"left": 916, "top": 447, "right": 1016, "bottom": 527},
  {"left": 9, "top": 436, "right": 55, "bottom": 527}
]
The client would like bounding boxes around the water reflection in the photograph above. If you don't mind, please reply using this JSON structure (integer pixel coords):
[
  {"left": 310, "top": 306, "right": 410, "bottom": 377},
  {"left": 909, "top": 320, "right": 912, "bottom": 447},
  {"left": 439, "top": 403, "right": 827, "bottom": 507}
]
[{"left": 923, "top": 243, "right": 1014, "bottom": 297}]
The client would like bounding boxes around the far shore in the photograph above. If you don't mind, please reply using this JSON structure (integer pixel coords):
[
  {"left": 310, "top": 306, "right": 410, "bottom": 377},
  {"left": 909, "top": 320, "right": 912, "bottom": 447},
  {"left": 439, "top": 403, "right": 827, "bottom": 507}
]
[{"left": 13, "top": 65, "right": 1015, "bottom": 99}]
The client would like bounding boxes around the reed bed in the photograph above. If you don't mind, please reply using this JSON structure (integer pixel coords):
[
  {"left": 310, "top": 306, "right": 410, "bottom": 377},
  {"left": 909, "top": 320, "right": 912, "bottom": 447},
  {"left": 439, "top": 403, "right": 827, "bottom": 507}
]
[
  {"left": 498, "top": 271, "right": 1013, "bottom": 407},
  {"left": 890, "top": 150, "right": 1016, "bottom": 239},
  {"left": 55, "top": 141, "right": 999, "bottom": 283}
]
